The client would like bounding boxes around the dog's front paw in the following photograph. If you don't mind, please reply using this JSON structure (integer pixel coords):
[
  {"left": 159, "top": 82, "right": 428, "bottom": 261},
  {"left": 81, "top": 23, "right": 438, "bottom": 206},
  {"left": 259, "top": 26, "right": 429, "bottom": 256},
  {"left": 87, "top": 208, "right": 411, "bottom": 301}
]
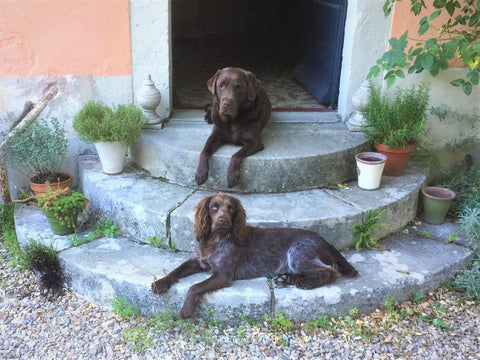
[
  {"left": 179, "top": 299, "right": 195, "bottom": 319},
  {"left": 151, "top": 279, "right": 171, "bottom": 294},
  {"left": 196, "top": 166, "right": 209, "bottom": 186},
  {"left": 227, "top": 169, "right": 240, "bottom": 188}
]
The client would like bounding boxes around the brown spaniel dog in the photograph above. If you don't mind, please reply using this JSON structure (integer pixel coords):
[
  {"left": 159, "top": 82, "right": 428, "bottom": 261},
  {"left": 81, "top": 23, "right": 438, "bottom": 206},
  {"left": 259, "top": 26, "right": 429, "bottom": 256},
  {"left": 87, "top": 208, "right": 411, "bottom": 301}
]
[
  {"left": 151, "top": 193, "right": 357, "bottom": 318},
  {"left": 196, "top": 67, "right": 272, "bottom": 188}
]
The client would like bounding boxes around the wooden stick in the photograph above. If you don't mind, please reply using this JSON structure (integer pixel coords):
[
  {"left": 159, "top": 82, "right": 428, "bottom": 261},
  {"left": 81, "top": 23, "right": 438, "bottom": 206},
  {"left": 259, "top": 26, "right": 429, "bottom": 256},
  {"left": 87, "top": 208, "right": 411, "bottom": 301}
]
[{"left": 0, "top": 87, "right": 59, "bottom": 202}]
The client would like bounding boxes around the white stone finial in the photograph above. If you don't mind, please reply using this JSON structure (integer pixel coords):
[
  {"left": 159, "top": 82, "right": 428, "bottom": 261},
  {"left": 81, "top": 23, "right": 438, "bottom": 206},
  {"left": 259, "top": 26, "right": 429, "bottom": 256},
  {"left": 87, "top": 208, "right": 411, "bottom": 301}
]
[
  {"left": 347, "top": 80, "right": 371, "bottom": 132},
  {"left": 137, "top": 74, "right": 162, "bottom": 125}
]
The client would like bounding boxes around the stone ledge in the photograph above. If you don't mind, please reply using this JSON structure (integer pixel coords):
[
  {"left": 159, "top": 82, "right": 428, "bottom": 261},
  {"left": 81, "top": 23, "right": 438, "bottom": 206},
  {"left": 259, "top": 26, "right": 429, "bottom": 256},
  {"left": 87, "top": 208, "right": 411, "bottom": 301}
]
[{"left": 13, "top": 206, "right": 474, "bottom": 325}]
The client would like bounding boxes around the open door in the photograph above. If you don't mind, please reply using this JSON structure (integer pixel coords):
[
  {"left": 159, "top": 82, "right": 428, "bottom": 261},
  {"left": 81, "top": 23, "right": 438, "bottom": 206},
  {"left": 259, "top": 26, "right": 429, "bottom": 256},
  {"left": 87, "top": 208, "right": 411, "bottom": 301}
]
[{"left": 294, "top": 0, "right": 347, "bottom": 108}]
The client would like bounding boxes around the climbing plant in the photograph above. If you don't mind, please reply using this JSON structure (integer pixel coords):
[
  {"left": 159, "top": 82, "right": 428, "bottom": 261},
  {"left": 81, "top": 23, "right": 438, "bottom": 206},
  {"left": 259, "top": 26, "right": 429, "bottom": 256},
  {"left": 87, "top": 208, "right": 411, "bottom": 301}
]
[{"left": 368, "top": 0, "right": 480, "bottom": 95}]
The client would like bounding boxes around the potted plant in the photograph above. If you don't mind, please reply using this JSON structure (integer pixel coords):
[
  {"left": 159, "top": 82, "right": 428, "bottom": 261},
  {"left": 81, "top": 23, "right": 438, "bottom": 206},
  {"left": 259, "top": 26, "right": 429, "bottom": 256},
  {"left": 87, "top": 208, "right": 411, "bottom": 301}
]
[
  {"left": 421, "top": 186, "right": 456, "bottom": 225},
  {"left": 361, "top": 82, "right": 430, "bottom": 176},
  {"left": 37, "top": 187, "right": 89, "bottom": 235},
  {"left": 73, "top": 101, "right": 146, "bottom": 174},
  {"left": 6, "top": 117, "right": 71, "bottom": 195}
]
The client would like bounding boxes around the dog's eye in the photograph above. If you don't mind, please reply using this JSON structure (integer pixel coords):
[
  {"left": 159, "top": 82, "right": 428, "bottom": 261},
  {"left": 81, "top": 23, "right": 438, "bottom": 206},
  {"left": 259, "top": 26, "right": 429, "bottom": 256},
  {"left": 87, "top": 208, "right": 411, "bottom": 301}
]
[
  {"left": 219, "top": 81, "right": 226, "bottom": 88},
  {"left": 228, "top": 206, "right": 235, "bottom": 215},
  {"left": 211, "top": 205, "right": 218, "bottom": 211}
]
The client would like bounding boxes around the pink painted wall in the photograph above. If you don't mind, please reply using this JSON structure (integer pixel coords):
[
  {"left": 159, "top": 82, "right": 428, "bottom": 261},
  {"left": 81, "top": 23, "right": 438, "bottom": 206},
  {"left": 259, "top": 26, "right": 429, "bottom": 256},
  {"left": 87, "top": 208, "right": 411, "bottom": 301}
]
[
  {"left": 390, "top": 0, "right": 462, "bottom": 67},
  {"left": 0, "top": 0, "right": 132, "bottom": 77}
]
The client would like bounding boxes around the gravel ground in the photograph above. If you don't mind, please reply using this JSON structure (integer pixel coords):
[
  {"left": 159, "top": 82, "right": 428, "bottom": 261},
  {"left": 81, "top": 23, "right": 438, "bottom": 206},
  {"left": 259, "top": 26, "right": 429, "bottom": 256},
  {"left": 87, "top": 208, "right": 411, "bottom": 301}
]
[{"left": 1, "top": 247, "right": 479, "bottom": 360}]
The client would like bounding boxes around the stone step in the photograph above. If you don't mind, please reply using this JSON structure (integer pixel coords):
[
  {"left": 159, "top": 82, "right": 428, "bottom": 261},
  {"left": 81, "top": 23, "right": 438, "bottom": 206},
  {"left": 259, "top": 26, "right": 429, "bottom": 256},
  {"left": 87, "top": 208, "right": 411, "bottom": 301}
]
[
  {"left": 13, "top": 206, "right": 474, "bottom": 325},
  {"left": 129, "top": 111, "right": 369, "bottom": 193},
  {"left": 79, "top": 156, "right": 428, "bottom": 252}
]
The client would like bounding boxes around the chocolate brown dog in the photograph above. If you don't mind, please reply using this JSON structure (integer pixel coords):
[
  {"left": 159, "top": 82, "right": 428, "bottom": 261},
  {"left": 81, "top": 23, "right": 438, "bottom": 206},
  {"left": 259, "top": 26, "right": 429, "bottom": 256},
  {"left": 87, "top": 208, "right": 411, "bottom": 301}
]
[
  {"left": 152, "top": 193, "right": 358, "bottom": 318},
  {"left": 195, "top": 67, "right": 271, "bottom": 188}
]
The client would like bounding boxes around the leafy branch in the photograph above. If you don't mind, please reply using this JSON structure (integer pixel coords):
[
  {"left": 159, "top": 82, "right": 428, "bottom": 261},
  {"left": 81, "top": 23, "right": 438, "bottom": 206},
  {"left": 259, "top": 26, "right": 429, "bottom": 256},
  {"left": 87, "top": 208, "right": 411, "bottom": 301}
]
[{"left": 368, "top": 0, "right": 480, "bottom": 95}]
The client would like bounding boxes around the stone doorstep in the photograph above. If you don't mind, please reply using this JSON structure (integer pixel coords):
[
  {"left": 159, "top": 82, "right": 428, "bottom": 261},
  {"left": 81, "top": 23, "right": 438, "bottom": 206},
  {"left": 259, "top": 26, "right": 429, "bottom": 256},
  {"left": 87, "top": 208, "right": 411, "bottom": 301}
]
[
  {"left": 59, "top": 229, "right": 473, "bottom": 326},
  {"left": 79, "top": 156, "right": 428, "bottom": 252},
  {"left": 14, "top": 203, "right": 473, "bottom": 325},
  {"left": 130, "top": 118, "right": 370, "bottom": 193}
]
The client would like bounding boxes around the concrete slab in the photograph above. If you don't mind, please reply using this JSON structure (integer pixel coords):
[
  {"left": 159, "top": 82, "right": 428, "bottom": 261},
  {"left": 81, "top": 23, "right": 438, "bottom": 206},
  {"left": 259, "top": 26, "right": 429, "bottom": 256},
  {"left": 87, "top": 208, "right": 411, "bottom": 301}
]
[
  {"left": 130, "top": 119, "right": 369, "bottom": 193},
  {"left": 14, "top": 203, "right": 92, "bottom": 251},
  {"left": 79, "top": 157, "right": 195, "bottom": 244},
  {"left": 15, "top": 203, "right": 473, "bottom": 326},
  {"left": 60, "top": 237, "right": 271, "bottom": 323},
  {"left": 79, "top": 157, "right": 427, "bottom": 251},
  {"left": 325, "top": 158, "right": 428, "bottom": 240}
]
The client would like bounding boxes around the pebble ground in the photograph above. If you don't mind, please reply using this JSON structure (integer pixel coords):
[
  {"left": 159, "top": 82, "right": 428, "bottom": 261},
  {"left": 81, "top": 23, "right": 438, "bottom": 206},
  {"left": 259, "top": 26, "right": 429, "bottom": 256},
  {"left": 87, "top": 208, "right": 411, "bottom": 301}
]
[{"left": 1, "top": 248, "right": 479, "bottom": 360}]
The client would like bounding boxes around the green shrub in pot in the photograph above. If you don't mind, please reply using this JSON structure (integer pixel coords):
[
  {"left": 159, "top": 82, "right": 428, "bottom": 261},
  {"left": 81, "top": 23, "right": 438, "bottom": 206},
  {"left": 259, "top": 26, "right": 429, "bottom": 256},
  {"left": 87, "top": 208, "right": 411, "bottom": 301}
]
[
  {"left": 6, "top": 117, "right": 72, "bottom": 193},
  {"left": 73, "top": 101, "right": 146, "bottom": 146},
  {"left": 361, "top": 82, "right": 430, "bottom": 148}
]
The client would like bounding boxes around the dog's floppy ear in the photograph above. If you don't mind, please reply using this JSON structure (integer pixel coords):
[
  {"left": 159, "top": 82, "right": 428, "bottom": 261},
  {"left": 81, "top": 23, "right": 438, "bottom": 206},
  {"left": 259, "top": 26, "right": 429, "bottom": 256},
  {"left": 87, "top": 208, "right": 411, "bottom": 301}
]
[
  {"left": 207, "top": 70, "right": 221, "bottom": 96},
  {"left": 231, "top": 197, "right": 249, "bottom": 246},
  {"left": 245, "top": 71, "right": 261, "bottom": 102},
  {"left": 194, "top": 195, "right": 212, "bottom": 242}
]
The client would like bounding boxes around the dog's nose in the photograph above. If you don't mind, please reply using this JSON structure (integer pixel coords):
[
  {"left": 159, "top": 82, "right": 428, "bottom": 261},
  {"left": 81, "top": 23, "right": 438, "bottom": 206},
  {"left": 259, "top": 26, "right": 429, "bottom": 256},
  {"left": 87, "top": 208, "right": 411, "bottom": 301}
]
[
  {"left": 221, "top": 98, "right": 232, "bottom": 108},
  {"left": 216, "top": 215, "right": 231, "bottom": 228}
]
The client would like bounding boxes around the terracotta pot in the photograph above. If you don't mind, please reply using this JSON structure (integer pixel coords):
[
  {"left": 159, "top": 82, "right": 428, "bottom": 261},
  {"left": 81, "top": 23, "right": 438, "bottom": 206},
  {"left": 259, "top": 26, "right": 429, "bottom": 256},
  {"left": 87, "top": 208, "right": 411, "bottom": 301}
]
[
  {"left": 374, "top": 143, "right": 416, "bottom": 177},
  {"left": 422, "top": 186, "right": 456, "bottom": 225},
  {"left": 30, "top": 172, "right": 73, "bottom": 196},
  {"left": 355, "top": 152, "right": 387, "bottom": 190}
]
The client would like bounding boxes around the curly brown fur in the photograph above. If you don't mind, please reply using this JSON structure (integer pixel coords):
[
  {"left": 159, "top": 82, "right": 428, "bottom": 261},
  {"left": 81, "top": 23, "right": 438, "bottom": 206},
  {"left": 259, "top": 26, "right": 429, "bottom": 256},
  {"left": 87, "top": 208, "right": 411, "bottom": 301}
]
[{"left": 152, "top": 193, "right": 357, "bottom": 318}]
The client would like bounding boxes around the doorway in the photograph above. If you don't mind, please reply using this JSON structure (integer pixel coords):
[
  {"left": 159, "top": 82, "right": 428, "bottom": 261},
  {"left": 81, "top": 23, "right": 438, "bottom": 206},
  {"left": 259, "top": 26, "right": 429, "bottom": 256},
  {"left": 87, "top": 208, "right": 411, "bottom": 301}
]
[{"left": 171, "top": 0, "right": 347, "bottom": 111}]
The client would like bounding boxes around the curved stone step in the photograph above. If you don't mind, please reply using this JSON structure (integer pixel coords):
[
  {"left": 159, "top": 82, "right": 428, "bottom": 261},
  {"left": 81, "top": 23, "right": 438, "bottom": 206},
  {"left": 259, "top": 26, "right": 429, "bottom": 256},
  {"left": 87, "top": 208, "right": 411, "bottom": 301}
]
[
  {"left": 79, "top": 156, "right": 428, "bottom": 252},
  {"left": 130, "top": 111, "right": 369, "bottom": 193},
  {"left": 13, "top": 210, "right": 473, "bottom": 325}
]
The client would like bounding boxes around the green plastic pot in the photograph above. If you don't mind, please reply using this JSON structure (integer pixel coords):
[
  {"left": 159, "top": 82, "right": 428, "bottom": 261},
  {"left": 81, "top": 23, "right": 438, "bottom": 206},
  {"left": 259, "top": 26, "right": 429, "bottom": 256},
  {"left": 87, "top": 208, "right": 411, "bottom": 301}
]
[
  {"left": 422, "top": 186, "right": 456, "bottom": 225},
  {"left": 44, "top": 209, "right": 80, "bottom": 235}
]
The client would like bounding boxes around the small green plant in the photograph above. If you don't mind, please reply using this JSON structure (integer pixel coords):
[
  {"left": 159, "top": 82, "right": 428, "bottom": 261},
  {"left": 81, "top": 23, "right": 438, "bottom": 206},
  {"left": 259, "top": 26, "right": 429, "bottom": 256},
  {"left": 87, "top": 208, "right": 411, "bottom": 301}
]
[
  {"left": 239, "top": 313, "right": 260, "bottom": 327},
  {"left": 304, "top": 314, "right": 334, "bottom": 332},
  {"left": 385, "top": 294, "right": 396, "bottom": 314},
  {"left": 23, "top": 239, "right": 64, "bottom": 291},
  {"left": 336, "top": 310, "right": 379, "bottom": 340},
  {"left": 73, "top": 102, "right": 146, "bottom": 146},
  {"left": 361, "top": 82, "right": 430, "bottom": 148},
  {"left": 147, "top": 235, "right": 176, "bottom": 252},
  {"left": 351, "top": 208, "right": 389, "bottom": 250},
  {"left": 37, "top": 187, "right": 88, "bottom": 232},
  {"left": 445, "top": 232, "right": 458, "bottom": 244},
  {"left": 441, "top": 279, "right": 455, "bottom": 290},
  {"left": 458, "top": 207, "right": 480, "bottom": 249},
  {"left": 454, "top": 254, "right": 480, "bottom": 301},
  {"left": 111, "top": 296, "right": 140, "bottom": 318},
  {"left": 423, "top": 230, "right": 432, "bottom": 238},
  {"left": 123, "top": 326, "right": 153, "bottom": 354},
  {"left": 6, "top": 117, "right": 68, "bottom": 183},
  {"left": 410, "top": 291, "right": 425, "bottom": 305},
  {"left": 263, "top": 311, "right": 295, "bottom": 333},
  {"left": 69, "top": 219, "right": 120, "bottom": 247},
  {"left": 443, "top": 168, "right": 480, "bottom": 214},
  {"left": 0, "top": 203, "right": 27, "bottom": 269},
  {"left": 418, "top": 314, "right": 450, "bottom": 329}
]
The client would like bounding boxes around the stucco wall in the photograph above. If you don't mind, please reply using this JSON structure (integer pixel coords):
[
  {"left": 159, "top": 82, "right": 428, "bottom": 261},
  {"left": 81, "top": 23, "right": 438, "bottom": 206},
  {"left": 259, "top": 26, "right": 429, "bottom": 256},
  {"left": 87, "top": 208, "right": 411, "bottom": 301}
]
[
  {"left": 0, "top": 0, "right": 478, "bottom": 198},
  {"left": 0, "top": 0, "right": 137, "bottom": 197},
  {"left": 340, "top": 0, "right": 479, "bottom": 181}
]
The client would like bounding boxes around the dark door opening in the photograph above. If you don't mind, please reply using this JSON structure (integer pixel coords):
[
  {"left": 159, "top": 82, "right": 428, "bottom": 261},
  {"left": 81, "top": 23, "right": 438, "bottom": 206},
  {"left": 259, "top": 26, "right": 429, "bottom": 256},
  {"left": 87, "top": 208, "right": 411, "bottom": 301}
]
[{"left": 172, "top": 0, "right": 346, "bottom": 111}]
